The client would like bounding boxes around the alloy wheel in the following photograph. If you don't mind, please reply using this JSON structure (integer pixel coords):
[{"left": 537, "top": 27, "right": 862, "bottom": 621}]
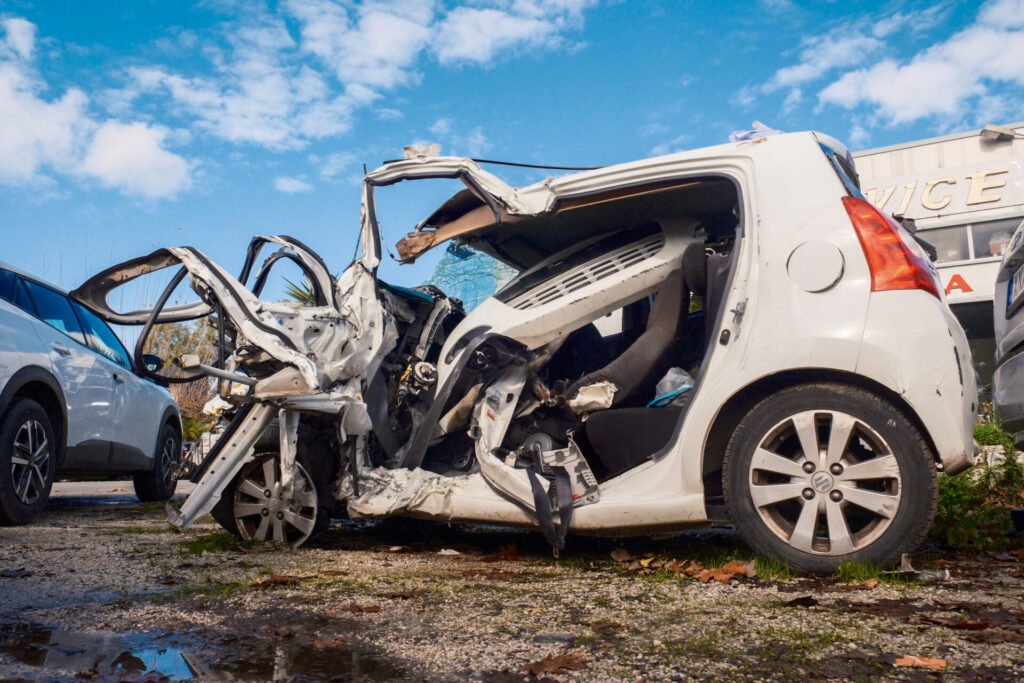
[
  {"left": 10, "top": 419, "right": 51, "bottom": 506},
  {"left": 747, "top": 409, "right": 902, "bottom": 556},
  {"left": 233, "top": 455, "right": 318, "bottom": 546}
]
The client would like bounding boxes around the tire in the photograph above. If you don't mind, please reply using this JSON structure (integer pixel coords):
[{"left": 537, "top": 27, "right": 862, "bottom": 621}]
[
  {"left": 210, "top": 421, "right": 335, "bottom": 544},
  {"left": 0, "top": 398, "right": 58, "bottom": 525},
  {"left": 133, "top": 424, "right": 180, "bottom": 502},
  {"left": 723, "top": 383, "right": 937, "bottom": 575}
]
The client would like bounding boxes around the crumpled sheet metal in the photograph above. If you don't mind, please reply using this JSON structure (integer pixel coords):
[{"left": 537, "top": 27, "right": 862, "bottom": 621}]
[{"left": 344, "top": 467, "right": 535, "bottom": 526}]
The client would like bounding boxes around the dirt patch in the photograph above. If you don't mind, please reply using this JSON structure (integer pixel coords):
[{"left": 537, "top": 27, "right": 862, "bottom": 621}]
[{"left": 1, "top": 487, "right": 1024, "bottom": 680}]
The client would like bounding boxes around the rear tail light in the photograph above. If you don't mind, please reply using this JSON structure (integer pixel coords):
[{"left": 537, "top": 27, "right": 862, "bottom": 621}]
[{"left": 842, "top": 196, "right": 941, "bottom": 300}]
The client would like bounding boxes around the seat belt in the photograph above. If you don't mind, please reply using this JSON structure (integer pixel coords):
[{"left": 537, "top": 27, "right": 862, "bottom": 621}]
[{"left": 524, "top": 447, "right": 574, "bottom": 557}]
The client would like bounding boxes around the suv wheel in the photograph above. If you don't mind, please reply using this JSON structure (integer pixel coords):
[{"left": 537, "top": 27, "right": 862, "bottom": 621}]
[
  {"left": 723, "top": 383, "right": 937, "bottom": 574},
  {"left": 133, "top": 424, "right": 180, "bottom": 502},
  {"left": 0, "top": 398, "right": 57, "bottom": 525}
]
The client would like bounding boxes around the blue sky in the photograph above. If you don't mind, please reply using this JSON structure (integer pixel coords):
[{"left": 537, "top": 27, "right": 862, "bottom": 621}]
[{"left": 2, "top": 0, "right": 1022, "bottom": 296}]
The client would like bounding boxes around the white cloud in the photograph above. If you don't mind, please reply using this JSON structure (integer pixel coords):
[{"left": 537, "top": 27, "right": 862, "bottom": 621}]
[
  {"left": 2, "top": 17, "right": 36, "bottom": 60},
  {"left": 0, "top": 20, "right": 191, "bottom": 199},
  {"left": 425, "top": 118, "right": 491, "bottom": 156},
  {"left": 650, "top": 133, "right": 693, "bottom": 157},
  {"left": 284, "top": 0, "right": 433, "bottom": 89},
  {"left": 79, "top": 121, "right": 191, "bottom": 199},
  {"left": 0, "top": 63, "right": 89, "bottom": 183},
  {"left": 123, "top": 16, "right": 357, "bottom": 150},
  {"left": 429, "top": 117, "right": 452, "bottom": 136},
  {"left": 315, "top": 151, "right": 356, "bottom": 178},
  {"left": 781, "top": 87, "right": 803, "bottom": 115},
  {"left": 819, "top": 0, "right": 1024, "bottom": 124},
  {"left": 433, "top": 8, "right": 562, "bottom": 64},
  {"left": 274, "top": 176, "right": 314, "bottom": 193},
  {"left": 768, "top": 33, "right": 882, "bottom": 91}
]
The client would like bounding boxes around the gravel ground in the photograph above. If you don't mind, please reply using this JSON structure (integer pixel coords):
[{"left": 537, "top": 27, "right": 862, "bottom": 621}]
[{"left": 1, "top": 482, "right": 1023, "bottom": 681}]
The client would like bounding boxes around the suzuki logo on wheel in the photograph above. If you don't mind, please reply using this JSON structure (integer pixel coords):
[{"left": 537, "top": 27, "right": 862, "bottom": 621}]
[{"left": 812, "top": 472, "right": 833, "bottom": 492}]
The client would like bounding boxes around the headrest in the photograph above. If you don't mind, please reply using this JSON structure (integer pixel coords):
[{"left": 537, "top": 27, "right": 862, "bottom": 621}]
[{"left": 681, "top": 241, "right": 708, "bottom": 297}]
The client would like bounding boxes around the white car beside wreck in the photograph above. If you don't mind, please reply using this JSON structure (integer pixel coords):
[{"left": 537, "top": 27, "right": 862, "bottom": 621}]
[{"left": 71, "top": 131, "right": 977, "bottom": 573}]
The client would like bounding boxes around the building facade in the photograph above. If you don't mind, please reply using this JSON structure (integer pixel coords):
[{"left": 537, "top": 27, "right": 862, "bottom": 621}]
[{"left": 853, "top": 122, "right": 1024, "bottom": 390}]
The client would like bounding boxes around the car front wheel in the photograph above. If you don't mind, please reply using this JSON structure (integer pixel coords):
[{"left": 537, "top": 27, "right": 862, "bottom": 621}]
[
  {"left": 0, "top": 398, "right": 57, "bottom": 525},
  {"left": 723, "top": 383, "right": 937, "bottom": 574}
]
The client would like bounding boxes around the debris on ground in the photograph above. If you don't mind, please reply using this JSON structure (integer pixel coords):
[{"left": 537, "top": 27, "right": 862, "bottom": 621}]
[
  {"left": 894, "top": 655, "right": 947, "bottom": 670},
  {"left": 522, "top": 653, "right": 588, "bottom": 676}
]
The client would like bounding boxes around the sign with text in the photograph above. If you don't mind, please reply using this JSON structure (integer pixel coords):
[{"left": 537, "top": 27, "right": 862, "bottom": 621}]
[{"left": 862, "top": 161, "right": 1023, "bottom": 220}]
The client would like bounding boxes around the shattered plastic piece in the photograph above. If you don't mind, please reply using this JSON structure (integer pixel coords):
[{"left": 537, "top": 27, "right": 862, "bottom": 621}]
[
  {"left": 729, "top": 121, "right": 784, "bottom": 142},
  {"left": 894, "top": 655, "right": 946, "bottom": 670},
  {"left": 568, "top": 381, "right": 617, "bottom": 415},
  {"left": 884, "top": 554, "right": 950, "bottom": 582},
  {"left": 403, "top": 143, "right": 440, "bottom": 159},
  {"left": 437, "top": 548, "right": 462, "bottom": 555}
]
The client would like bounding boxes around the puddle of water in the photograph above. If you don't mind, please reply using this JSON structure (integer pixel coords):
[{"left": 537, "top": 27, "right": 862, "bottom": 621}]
[{"left": 0, "top": 623, "right": 405, "bottom": 681}]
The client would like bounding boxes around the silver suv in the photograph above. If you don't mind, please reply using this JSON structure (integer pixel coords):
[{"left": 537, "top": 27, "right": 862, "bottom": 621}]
[{"left": 0, "top": 262, "right": 181, "bottom": 525}]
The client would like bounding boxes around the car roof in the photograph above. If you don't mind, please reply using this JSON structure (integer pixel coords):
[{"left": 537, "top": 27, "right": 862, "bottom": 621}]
[{"left": 0, "top": 260, "right": 67, "bottom": 294}]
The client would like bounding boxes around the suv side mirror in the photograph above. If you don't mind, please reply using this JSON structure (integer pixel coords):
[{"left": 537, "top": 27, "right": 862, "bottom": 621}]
[{"left": 141, "top": 354, "right": 165, "bottom": 373}]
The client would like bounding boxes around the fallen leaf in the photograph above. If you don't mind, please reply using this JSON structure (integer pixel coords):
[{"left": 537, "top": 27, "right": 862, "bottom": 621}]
[
  {"left": 338, "top": 603, "right": 381, "bottom": 614},
  {"left": 695, "top": 568, "right": 734, "bottom": 584},
  {"left": 590, "top": 621, "right": 621, "bottom": 636},
  {"left": 852, "top": 578, "right": 879, "bottom": 590},
  {"left": 722, "top": 560, "right": 757, "bottom": 578},
  {"left": 312, "top": 636, "right": 351, "bottom": 648},
  {"left": 250, "top": 574, "right": 313, "bottom": 589},
  {"left": 966, "top": 629, "right": 1024, "bottom": 643},
  {"left": 894, "top": 655, "right": 946, "bottom": 670},
  {"left": 783, "top": 595, "right": 818, "bottom": 607},
  {"left": 610, "top": 548, "right": 632, "bottom": 563},
  {"left": 522, "top": 653, "right": 588, "bottom": 676},
  {"left": 377, "top": 588, "right": 427, "bottom": 599},
  {"left": 682, "top": 561, "right": 704, "bottom": 576},
  {"left": 639, "top": 557, "right": 656, "bottom": 568},
  {"left": 1013, "top": 547, "right": 1024, "bottom": 561},
  {"left": 920, "top": 616, "right": 989, "bottom": 630},
  {"left": 480, "top": 545, "right": 519, "bottom": 563}
]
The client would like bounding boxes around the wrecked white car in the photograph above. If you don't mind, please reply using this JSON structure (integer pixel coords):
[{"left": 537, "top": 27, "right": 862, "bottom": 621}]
[{"left": 71, "top": 131, "right": 976, "bottom": 573}]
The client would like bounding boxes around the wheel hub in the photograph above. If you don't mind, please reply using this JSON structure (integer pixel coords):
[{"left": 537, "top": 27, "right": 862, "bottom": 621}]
[{"left": 811, "top": 471, "right": 834, "bottom": 492}]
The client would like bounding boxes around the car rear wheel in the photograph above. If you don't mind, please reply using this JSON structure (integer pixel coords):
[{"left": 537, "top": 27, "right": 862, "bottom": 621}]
[
  {"left": 0, "top": 398, "right": 57, "bottom": 525},
  {"left": 723, "top": 383, "right": 937, "bottom": 574},
  {"left": 133, "top": 424, "right": 180, "bottom": 502}
]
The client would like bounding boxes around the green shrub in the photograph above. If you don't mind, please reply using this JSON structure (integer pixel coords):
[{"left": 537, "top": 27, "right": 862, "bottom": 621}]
[
  {"left": 182, "top": 418, "right": 212, "bottom": 442},
  {"left": 929, "top": 421, "right": 1024, "bottom": 549}
]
